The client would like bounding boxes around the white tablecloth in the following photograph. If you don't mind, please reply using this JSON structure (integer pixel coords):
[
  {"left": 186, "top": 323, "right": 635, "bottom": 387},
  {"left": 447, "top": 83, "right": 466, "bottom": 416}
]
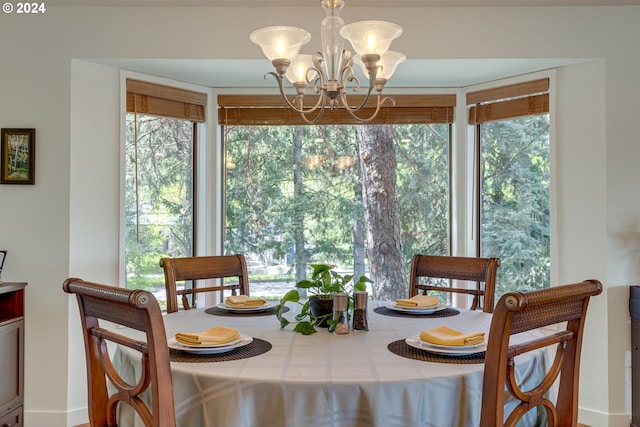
[{"left": 114, "top": 301, "right": 549, "bottom": 427}]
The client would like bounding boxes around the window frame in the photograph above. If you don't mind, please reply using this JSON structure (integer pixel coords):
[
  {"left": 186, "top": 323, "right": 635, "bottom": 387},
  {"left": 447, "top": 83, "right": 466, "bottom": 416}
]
[
  {"left": 218, "top": 95, "right": 457, "bottom": 290},
  {"left": 119, "top": 74, "right": 209, "bottom": 307},
  {"left": 461, "top": 71, "right": 557, "bottom": 293},
  {"left": 117, "top": 73, "right": 556, "bottom": 302}
]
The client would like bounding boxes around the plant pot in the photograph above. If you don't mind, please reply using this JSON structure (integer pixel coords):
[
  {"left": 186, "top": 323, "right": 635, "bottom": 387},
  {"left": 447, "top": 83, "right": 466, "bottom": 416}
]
[{"left": 309, "top": 295, "right": 334, "bottom": 327}]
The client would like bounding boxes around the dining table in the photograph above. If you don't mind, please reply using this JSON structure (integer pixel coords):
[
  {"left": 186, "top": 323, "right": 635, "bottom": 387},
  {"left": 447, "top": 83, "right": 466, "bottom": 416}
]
[{"left": 113, "top": 299, "right": 550, "bottom": 427}]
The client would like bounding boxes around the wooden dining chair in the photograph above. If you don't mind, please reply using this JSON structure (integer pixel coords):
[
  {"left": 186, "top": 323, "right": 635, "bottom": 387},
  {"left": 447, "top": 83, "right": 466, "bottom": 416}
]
[
  {"left": 480, "top": 279, "right": 603, "bottom": 427},
  {"left": 160, "top": 254, "right": 250, "bottom": 313},
  {"left": 409, "top": 254, "right": 500, "bottom": 313},
  {"left": 62, "top": 278, "right": 175, "bottom": 427}
]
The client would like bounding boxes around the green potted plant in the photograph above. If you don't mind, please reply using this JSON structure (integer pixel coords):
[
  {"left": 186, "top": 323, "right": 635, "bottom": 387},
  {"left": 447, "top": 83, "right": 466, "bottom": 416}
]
[{"left": 276, "top": 263, "right": 371, "bottom": 335}]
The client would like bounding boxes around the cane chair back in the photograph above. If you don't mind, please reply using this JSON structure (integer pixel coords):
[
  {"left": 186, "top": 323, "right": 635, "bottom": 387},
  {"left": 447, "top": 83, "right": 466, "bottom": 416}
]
[
  {"left": 409, "top": 254, "right": 500, "bottom": 313},
  {"left": 160, "top": 254, "right": 249, "bottom": 313},
  {"left": 480, "top": 279, "right": 603, "bottom": 427},
  {"left": 63, "top": 278, "right": 175, "bottom": 427}
]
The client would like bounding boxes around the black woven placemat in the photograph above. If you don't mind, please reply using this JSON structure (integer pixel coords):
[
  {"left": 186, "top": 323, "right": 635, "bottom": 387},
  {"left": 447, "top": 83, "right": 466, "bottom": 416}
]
[
  {"left": 169, "top": 338, "right": 272, "bottom": 363},
  {"left": 204, "top": 305, "right": 289, "bottom": 317},
  {"left": 387, "top": 339, "right": 485, "bottom": 364},
  {"left": 373, "top": 306, "right": 460, "bottom": 318}
]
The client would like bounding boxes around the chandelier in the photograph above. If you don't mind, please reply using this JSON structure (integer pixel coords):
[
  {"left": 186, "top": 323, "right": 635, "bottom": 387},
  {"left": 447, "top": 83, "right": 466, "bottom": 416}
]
[{"left": 250, "top": 0, "right": 405, "bottom": 123}]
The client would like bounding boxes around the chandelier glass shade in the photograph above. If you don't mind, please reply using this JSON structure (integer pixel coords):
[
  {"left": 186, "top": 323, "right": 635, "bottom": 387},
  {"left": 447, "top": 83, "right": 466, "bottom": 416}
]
[
  {"left": 354, "top": 50, "right": 406, "bottom": 81},
  {"left": 250, "top": 0, "right": 404, "bottom": 123}
]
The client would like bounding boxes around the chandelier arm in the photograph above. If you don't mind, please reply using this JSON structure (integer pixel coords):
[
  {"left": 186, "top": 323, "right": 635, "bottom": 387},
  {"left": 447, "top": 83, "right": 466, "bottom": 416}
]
[
  {"left": 294, "top": 93, "right": 326, "bottom": 118},
  {"left": 311, "top": 52, "right": 327, "bottom": 87},
  {"left": 341, "top": 65, "right": 362, "bottom": 94},
  {"left": 294, "top": 89, "right": 326, "bottom": 114},
  {"left": 299, "top": 102, "right": 328, "bottom": 125},
  {"left": 346, "top": 75, "right": 362, "bottom": 93},
  {"left": 339, "top": 50, "right": 363, "bottom": 95},
  {"left": 265, "top": 72, "right": 305, "bottom": 112},
  {"left": 309, "top": 65, "right": 326, "bottom": 96},
  {"left": 338, "top": 60, "right": 380, "bottom": 114},
  {"left": 265, "top": 71, "right": 325, "bottom": 115},
  {"left": 339, "top": 83, "right": 374, "bottom": 115},
  {"left": 307, "top": 70, "right": 322, "bottom": 91},
  {"left": 311, "top": 77, "right": 323, "bottom": 94},
  {"left": 343, "top": 94, "right": 396, "bottom": 123}
]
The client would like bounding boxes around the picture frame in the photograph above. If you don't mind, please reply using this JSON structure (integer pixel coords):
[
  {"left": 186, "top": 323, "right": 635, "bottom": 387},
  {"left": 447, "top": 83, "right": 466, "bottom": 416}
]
[{"left": 1, "top": 128, "right": 35, "bottom": 185}]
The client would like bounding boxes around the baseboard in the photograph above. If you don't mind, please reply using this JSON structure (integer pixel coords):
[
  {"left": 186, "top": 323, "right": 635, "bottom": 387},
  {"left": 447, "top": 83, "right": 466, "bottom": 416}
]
[
  {"left": 24, "top": 408, "right": 88, "bottom": 427},
  {"left": 579, "top": 407, "right": 631, "bottom": 427},
  {"left": 24, "top": 411, "right": 68, "bottom": 427}
]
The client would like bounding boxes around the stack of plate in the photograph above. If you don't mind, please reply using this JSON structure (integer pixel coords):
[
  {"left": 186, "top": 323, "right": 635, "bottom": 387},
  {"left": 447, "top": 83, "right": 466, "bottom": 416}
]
[
  {"left": 385, "top": 302, "right": 448, "bottom": 314},
  {"left": 405, "top": 335, "right": 486, "bottom": 355},
  {"left": 168, "top": 334, "right": 253, "bottom": 354},
  {"left": 216, "top": 300, "right": 278, "bottom": 313}
]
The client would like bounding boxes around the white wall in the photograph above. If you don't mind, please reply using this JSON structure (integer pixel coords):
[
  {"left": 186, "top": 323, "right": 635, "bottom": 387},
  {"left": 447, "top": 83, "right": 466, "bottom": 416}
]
[
  {"left": 68, "top": 59, "right": 121, "bottom": 426},
  {"left": 1, "top": 4, "right": 638, "bottom": 426},
  {"left": 555, "top": 59, "right": 610, "bottom": 423}
]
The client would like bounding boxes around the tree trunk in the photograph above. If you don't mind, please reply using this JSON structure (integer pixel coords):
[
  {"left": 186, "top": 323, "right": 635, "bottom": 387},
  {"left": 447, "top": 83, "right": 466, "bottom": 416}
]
[
  {"left": 356, "top": 125, "right": 407, "bottom": 300},
  {"left": 353, "top": 180, "right": 366, "bottom": 284},
  {"left": 293, "top": 128, "right": 308, "bottom": 285}
]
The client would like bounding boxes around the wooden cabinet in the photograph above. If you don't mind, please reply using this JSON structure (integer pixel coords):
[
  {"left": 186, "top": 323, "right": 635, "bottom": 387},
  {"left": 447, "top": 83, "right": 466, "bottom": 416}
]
[{"left": 0, "top": 283, "right": 26, "bottom": 427}]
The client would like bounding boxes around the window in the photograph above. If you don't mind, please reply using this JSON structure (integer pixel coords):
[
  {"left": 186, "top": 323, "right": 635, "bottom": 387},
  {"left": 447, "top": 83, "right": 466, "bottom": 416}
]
[
  {"left": 119, "top": 77, "right": 551, "bottom": 306},
  {"left": 124, "top": 79, "right": 206, "bottom": 308},
  {"left": 468, "top": 79, "right": 551, "bottom": 300},
  {"left": 220, "top": 95, "right": 453, "bottom": 299}
]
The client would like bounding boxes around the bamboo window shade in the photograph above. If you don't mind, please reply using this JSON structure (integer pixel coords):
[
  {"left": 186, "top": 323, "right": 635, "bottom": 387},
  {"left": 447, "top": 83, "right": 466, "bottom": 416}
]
[
  {"left": 126, "top": 79, "right": 207, "bottom": 122},
  {"left": 467, "top": 78, "right": 549, "bottom": 125},
  {"left": 218, "top": 94, "right": 456, "bottom": 126}
]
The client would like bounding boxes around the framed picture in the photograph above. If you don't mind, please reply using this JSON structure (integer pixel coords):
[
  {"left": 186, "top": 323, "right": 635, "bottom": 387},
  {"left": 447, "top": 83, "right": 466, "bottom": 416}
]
[{"left": 1, "top": 128, "right": 35, "bottom": 185}]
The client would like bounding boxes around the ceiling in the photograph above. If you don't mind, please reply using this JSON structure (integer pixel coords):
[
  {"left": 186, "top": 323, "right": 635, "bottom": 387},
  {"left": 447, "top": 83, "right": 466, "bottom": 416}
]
[
  {"left": 46, "top": 0, "right": 640, "bottom": 6},
  {"left": 92, "top": 57, "right": 589, "bottom": 89},
  {"left": 77, "top": 0, "right": 622, "bottom": 88}
]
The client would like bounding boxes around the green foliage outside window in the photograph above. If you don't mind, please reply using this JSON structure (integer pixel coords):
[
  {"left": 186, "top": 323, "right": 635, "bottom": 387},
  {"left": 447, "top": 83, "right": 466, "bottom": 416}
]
[
  {"left": 480, "top": 115, "right": 551, "bottom": 299},
  {"left": 121, "top": 112, "right": 550, "bottom": 303},
  {"left": 124, "top": 114, "right": 195, "bottom": 305},
  {"left": 224, "top": 124, "right": 450, "bottom": 296}
]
